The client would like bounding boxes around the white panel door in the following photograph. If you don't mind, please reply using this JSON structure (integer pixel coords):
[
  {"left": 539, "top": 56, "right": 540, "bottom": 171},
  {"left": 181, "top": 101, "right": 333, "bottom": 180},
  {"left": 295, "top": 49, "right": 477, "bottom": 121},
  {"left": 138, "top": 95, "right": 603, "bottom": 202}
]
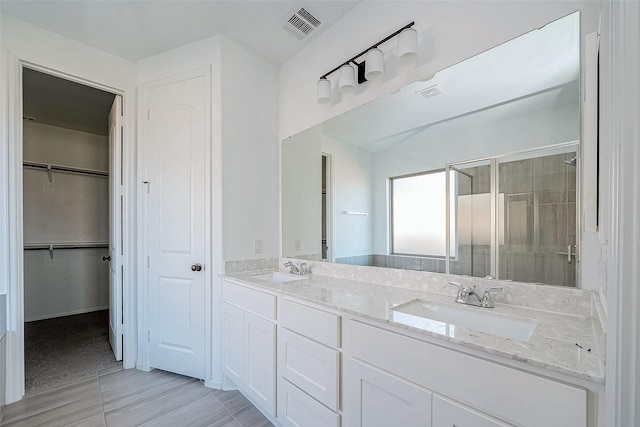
[
  {"left": 346, "top": 359, "right": 432, "bottom": 427},
  {"left": 147, "top": 74, "right": 207, "bottom": 379},
  {"left": 108, "top": 95, "right": 123, "bottom": 361}
]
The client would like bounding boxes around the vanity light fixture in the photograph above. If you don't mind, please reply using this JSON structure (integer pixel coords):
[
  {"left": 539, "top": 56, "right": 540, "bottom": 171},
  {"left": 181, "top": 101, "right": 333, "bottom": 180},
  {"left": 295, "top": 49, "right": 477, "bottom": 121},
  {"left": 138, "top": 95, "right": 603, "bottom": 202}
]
[{"left": 316, "top": 21, "right": 416, "bottom": 103}]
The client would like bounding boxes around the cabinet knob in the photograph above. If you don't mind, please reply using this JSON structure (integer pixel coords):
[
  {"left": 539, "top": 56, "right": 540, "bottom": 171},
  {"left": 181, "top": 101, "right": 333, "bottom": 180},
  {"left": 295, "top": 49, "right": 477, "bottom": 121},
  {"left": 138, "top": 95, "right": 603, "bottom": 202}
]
[
  {"left": 191, "top": 263, "right": 202, "bottom": 272},
  {"left": 102, "top": 256, "right": 111, "bottom": 262}
]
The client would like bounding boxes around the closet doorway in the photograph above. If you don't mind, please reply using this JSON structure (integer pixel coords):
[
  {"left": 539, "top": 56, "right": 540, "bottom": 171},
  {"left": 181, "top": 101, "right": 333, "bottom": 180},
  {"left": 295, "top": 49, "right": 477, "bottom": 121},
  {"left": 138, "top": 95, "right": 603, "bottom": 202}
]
[{"left": 22, "top": 68, "right": 123, "bottom": 393}]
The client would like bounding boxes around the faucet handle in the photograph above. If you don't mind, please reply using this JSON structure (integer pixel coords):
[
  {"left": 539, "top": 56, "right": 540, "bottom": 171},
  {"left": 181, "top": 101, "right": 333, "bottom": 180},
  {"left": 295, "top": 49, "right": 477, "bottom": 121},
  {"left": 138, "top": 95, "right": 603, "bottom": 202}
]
[
  {"left": 448, "top": 281, "right": 462, "bottom": 291},
  {"left": 481, "top": 287, "right": 503, "bottom": 308}
]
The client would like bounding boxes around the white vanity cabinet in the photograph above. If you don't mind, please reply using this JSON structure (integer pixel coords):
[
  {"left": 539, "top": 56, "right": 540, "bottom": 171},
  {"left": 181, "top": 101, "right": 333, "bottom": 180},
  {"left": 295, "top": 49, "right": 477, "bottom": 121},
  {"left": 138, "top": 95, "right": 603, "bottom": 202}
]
[
  {"left": 277, "top": 298, "right": 341, "bottom": 427},
  {"left": 222, "top": 279, "right": 276, "bottom": 416},
  {"left": 344, "top": 319, "right": 587, "bottom": 427}
]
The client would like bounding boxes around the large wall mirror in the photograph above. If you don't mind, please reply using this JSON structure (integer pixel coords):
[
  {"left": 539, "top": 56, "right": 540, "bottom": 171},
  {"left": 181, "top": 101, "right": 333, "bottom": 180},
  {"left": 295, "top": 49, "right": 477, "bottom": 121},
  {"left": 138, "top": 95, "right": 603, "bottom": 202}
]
[{"left": 282, "top": 12, "right": 581, "bottom": 287}]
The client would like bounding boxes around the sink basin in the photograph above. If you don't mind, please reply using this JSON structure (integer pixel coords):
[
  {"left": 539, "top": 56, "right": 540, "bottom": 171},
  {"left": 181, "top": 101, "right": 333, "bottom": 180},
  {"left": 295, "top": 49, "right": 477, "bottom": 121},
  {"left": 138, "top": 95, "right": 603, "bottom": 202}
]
[
  {"left": 250, "top": 272, "right": 306, "bottom": 284},
  {"left": 391, "top": 299, "right": 536, "bottom": 342}
]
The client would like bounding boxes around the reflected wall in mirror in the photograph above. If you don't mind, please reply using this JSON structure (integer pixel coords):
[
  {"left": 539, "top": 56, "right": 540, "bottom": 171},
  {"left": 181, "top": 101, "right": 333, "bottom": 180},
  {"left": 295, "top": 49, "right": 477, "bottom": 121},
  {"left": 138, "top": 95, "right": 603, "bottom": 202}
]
[{"left": 282, "top": 12, "right": 581, "bottom": 287}]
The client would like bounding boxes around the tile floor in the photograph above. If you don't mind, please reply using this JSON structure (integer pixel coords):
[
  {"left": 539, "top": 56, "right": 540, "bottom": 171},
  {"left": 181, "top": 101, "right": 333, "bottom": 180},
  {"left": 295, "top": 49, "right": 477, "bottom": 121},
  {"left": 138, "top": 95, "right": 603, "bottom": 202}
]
[{"left": 1, "top": 367, "right": 274, "bottom": 427}]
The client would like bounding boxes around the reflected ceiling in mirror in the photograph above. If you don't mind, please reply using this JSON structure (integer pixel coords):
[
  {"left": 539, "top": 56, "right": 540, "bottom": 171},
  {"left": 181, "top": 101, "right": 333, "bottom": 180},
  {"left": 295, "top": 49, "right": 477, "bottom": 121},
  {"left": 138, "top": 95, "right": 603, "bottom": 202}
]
[{"left": 282, "top": 12, "right": 580, "bottom": 287}]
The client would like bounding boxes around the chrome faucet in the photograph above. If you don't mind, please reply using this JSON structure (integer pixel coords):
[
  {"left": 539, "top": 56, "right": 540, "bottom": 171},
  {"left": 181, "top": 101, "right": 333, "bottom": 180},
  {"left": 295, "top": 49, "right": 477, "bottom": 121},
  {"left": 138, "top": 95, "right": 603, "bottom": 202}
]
[
  {"left": 449, "top": 281, "right": 502, "bottom": 308},
  {"left": 284, "top": 261, "right": 307, "bottom": 275}
]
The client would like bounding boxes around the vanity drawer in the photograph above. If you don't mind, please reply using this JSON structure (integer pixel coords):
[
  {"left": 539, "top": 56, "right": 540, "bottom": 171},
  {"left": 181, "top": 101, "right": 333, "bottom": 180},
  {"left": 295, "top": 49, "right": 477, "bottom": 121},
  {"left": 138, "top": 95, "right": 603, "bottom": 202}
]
[
  {"left": 222, "top": 279, "right": 276, "bottom": 320},
  {"left": 347, "top": 320, "right": 586, "bottom": 427},
  {"left": 277, "top": 377, "right": 340, "bottom": 427},
  {"left": 279, "top": 298, "right": 340, "bottom": 347},
  {"left": 433, "top": 394, "right": 512, "bottom": 427},
  {"left": 278, "top": 327, "right": 339, "bottom": 411}
]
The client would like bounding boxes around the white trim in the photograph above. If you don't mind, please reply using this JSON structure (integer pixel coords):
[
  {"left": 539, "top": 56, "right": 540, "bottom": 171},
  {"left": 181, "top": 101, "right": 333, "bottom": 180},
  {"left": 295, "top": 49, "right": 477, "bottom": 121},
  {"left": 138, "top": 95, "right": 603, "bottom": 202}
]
[{"left": 604, "top": 0, "right": 640, "bottom": 425}]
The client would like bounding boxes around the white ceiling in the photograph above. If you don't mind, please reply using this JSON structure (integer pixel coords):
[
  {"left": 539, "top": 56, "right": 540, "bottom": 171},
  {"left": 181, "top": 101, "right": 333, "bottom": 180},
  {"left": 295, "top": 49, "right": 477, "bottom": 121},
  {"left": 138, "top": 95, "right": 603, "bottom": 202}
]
[{"left": 0, "top": 0, "right": 361, "bottom": 64}]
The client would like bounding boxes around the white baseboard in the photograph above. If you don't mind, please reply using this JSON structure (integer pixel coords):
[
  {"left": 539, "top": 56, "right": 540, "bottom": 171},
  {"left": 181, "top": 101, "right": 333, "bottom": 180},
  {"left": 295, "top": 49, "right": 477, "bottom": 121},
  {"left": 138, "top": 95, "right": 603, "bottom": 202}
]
[{"left": 25, "top": 306, "right": 109, "bottom": 322}]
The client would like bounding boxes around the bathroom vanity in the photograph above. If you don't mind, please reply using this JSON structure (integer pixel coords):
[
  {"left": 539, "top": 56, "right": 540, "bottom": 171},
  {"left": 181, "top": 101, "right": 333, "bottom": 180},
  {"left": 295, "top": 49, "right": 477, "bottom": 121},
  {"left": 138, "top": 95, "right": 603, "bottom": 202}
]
[{"left": 221, "top": 262, "right": 605, "bottom": 427}]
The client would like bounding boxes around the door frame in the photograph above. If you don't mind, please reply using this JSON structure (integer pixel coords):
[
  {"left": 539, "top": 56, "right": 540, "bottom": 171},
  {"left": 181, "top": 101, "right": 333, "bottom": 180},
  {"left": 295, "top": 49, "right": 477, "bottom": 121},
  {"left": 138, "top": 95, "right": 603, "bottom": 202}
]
[
  {"left": 138, "top": 67, "right": 213, "bottom": 383},
  {"left": 3, "top": 56, "right": 137, "bottom": 403}
]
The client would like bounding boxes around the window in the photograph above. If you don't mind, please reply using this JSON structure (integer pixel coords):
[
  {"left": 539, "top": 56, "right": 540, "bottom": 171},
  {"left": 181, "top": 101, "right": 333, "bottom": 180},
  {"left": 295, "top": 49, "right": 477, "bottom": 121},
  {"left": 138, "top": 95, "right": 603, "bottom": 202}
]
[{"left": 391, "top": 171, "right": 454, "bottom": 257}]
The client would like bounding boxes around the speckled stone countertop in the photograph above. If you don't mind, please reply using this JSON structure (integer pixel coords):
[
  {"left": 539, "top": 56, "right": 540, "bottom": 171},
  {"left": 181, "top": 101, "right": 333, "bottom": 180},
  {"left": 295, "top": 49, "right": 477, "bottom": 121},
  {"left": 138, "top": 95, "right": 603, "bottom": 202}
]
[{"left": 223, "top": 270, "right": 605, "bottom": 384}]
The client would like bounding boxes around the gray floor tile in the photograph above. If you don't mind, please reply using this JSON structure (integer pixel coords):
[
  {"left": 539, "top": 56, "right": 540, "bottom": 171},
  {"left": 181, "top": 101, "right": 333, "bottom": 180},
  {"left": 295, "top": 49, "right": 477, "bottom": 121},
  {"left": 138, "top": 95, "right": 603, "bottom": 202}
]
[{"left": 231, "top": 405, "right": 273, "bottom": 427}]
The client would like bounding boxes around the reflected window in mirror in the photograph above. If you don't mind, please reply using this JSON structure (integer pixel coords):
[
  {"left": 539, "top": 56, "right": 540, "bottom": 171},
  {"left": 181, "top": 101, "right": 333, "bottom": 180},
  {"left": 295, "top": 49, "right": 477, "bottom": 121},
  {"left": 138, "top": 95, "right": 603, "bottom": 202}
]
[{"left": 391, "top": 170, "right": 454, "bottom": 258}]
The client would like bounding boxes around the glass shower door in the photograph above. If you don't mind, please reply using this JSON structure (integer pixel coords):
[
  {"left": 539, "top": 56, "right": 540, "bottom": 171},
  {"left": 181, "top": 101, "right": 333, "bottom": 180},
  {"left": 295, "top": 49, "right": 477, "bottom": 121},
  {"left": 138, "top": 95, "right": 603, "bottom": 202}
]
[
  {"left": 447, "top": 160, "right": 493, "bottom": 278},
  {"left": 498, "top": 147, "right": 578, "bottom": 286}
]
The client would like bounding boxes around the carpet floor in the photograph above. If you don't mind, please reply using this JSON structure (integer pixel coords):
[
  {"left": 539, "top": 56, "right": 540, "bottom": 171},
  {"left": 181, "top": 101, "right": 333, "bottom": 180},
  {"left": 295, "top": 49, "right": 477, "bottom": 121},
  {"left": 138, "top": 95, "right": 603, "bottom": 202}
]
[{"left": 24, "top": 310, "right": 122, "bottom": 394}]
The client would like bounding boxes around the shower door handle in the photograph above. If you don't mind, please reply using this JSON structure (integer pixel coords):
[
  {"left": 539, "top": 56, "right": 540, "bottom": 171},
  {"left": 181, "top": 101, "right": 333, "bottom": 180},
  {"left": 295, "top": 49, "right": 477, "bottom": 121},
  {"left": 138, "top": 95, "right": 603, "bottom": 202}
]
[{"left": 555, "top": 245, "right": 575, "bottom": 264}]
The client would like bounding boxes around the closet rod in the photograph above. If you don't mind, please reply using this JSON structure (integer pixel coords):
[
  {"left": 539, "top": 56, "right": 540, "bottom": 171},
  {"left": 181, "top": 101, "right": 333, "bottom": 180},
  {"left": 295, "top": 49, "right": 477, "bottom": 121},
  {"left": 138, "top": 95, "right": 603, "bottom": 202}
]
[
  {"left": 24, "top": 243, "right": 109, "bottom": 259},
  {"left": 24, "top": 243, "right": 109, "bottom": 250},
  {"left": 23, "top": 161, "right": 109, "bottom": 178}
]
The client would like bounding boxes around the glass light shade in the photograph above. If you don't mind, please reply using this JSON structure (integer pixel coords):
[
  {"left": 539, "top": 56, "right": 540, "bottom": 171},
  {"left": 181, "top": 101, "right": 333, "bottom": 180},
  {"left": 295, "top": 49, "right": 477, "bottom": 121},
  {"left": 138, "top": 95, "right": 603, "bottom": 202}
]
[
  {"left": 364, "top": 48, "right": 384, "bottom": 80},
  {"left": 316, "top": 79, "right": 332, "bottom": 103},
  {"left": 338, "top": 64, "right": 356, "bottom": 93},
  {"left": 398, "top": 27, "right": 418, "bottom": 63}
]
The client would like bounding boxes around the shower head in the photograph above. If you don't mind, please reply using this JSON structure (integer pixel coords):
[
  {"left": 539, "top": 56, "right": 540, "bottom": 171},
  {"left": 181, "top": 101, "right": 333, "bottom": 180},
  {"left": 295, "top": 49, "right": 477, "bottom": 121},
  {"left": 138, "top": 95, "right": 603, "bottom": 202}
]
[{"left": 564, "top": 156, "right": 577, "bottom": 166}]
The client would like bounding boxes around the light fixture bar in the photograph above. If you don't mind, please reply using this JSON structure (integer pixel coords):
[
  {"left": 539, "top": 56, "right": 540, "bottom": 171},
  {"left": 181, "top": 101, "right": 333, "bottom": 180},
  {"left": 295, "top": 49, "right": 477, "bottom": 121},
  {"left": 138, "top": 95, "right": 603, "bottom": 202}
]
[{"left": 318, "top": 22, "right": 415, "bottom": 82}]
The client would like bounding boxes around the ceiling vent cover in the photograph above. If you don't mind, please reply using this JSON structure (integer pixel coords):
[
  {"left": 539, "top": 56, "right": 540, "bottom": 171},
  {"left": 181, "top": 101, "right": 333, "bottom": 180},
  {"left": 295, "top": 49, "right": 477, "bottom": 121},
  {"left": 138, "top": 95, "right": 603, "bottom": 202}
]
[
  {"left": 415, "top": 85, "right": 443, "bottom": 100},
  {"left": 282, "top": 6, "right": 323, "bottom": 41}
]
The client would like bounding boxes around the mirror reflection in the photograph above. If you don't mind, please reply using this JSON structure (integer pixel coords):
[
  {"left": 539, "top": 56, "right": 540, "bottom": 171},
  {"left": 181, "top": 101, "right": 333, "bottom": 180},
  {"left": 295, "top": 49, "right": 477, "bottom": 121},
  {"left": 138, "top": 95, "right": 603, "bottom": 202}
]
[{"left": 282, "top": 12, "right": 580, "bottom": 287}]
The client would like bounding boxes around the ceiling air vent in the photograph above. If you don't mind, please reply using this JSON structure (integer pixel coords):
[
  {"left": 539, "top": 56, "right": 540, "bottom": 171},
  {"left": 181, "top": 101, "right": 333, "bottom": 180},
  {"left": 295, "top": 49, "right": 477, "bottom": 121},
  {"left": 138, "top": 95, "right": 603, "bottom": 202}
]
[
  {"left": 282, "top": 6, "right": 323, "bottom": 41},
  {"left": 415, "top": 85, "right": 443, "bottom": 100}
]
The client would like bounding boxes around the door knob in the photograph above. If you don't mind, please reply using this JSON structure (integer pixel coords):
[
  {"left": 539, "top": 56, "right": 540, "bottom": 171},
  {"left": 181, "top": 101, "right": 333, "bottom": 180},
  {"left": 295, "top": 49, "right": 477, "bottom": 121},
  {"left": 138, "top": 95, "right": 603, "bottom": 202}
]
[
  {"left": 191, "top": 263, "right": 202, "bottom": 272},
  {"left": 102, "top": 256, "right": 111, "bottom": 262}
]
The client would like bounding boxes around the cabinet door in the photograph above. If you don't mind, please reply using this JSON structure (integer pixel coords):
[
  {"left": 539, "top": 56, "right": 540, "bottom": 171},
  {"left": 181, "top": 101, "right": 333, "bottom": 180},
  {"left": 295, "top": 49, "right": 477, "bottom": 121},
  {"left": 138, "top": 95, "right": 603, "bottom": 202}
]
[
  {"left": 432, "top": 394, "right": 512, "bottom": 427},
  {"left": 222, "top": 303, "right": 244, "bottom": 385},
  {"left": 346, "top": 359, "right": 432, "bottom": 427},
  {"left": 245, "top": 312, "right": 276, "bottom": 416}
]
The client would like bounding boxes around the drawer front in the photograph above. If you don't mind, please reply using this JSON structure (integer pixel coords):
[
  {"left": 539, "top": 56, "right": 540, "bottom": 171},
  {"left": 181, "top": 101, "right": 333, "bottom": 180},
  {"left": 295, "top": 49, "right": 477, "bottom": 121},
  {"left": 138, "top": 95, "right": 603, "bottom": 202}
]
[
  {"left": 223, "top": 279, "right": 276, "bottom": 320},
  {"left": 347, "top": 320, "right": 586, "bottom": 427},
  {"left": 277, "top": 377, "right": 340, "bottom": 427},
  {"left": 433, "top": 394, "right": 512, "bottom": 427},
  {"left": 279, "top": 298, "right": 340, "bottom": 347},
  {"left": 278, "top": 327, "right": 339, "bottom": 410}
]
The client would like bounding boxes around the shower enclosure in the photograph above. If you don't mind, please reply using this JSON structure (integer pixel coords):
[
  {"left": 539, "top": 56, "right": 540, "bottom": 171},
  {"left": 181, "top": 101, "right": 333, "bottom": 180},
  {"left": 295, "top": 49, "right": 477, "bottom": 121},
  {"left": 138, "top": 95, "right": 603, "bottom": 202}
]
[{"left": 447, "top": 143, "right": 578, "bottom": 286}]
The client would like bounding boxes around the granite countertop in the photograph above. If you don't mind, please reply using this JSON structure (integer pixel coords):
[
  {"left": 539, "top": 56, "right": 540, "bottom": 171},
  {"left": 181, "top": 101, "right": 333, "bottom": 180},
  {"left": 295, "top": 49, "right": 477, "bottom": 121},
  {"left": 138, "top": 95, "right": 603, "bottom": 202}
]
[{"left": 223, "top": 270, "right": 605, "bottom": 384}]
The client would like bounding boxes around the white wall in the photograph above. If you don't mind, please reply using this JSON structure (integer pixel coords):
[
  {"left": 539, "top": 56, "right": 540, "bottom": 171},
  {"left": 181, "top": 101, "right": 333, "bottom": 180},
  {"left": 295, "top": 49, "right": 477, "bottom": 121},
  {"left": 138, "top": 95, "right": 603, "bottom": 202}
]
[
  {"left": 0, "top": 13, "right": 138, "bottom": 401},
  {"left": 22, "top": 121, "right": 109, "bottom": 321},
  {"left": 220, "top": 37, "right": 280, "bottom": 262}
]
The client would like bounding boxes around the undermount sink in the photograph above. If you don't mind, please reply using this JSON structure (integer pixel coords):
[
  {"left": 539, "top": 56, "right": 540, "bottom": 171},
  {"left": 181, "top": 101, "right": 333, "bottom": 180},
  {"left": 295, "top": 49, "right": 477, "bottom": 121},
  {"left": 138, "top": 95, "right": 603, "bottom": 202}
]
[
  {"left": 250, "top": 272, "right": 306, "bottom": 284},
  {"left": 391, "top": 299, "right": 536, "bottom": 342}
]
